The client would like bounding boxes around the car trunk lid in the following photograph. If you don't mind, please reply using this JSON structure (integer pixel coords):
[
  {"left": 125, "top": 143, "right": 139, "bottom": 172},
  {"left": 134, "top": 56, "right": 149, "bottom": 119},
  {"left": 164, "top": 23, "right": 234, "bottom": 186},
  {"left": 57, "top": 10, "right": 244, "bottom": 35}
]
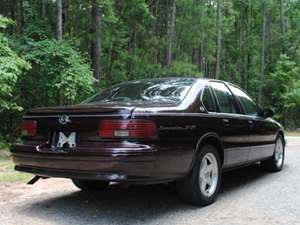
[
  {"left": 27, "top": 104, "right": 135, "bottom": 116},
  {"left": 23, "top": 105, "right": 135, "bottom": 144}
]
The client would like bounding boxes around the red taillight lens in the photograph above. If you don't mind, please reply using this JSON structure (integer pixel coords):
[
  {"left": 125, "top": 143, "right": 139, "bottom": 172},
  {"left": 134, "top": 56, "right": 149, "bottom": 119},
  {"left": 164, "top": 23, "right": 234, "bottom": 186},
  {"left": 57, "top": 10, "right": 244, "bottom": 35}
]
[
  {"left": 99, "top": 120, "right": 157, "bottom": 139},
  {"left": 21, "top": 120, "right": 37, "bottom": 137}
]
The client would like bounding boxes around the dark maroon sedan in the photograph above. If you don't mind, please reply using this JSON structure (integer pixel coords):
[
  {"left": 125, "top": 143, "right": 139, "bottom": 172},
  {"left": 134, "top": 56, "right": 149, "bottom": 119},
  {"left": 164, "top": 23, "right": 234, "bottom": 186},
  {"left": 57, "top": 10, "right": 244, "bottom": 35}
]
[{"left": 11, "top": 78, "right": 285, "bottom": 206}]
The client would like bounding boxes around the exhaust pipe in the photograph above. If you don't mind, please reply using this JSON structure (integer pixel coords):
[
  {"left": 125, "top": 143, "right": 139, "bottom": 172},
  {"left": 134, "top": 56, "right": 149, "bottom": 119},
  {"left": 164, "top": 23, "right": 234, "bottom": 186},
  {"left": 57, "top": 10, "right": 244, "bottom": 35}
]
[{"left": 27, "top": 175, "right": 49, "bottom": 185}]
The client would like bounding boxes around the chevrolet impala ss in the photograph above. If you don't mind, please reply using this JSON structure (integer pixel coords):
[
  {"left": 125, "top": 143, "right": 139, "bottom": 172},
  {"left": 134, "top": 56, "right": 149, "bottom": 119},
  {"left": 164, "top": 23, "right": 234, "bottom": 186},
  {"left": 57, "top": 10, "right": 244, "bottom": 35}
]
[{"left": 11, "top": 78, "right": 285, "bottom": 206}]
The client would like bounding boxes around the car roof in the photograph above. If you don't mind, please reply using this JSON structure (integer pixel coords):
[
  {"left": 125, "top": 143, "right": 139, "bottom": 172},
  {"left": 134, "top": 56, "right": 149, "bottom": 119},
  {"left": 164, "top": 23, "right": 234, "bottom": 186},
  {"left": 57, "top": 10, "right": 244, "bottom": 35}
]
[{"left": 114, "top": 77, "right": 234, "bottom": 87}]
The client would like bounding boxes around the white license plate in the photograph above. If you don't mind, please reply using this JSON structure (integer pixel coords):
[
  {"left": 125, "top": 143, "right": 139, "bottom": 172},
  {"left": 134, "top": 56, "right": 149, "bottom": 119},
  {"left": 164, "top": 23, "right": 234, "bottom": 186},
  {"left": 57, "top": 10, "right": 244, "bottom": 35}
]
[{"left": 57, "top": 132, "right": 76, "bottom": 148}]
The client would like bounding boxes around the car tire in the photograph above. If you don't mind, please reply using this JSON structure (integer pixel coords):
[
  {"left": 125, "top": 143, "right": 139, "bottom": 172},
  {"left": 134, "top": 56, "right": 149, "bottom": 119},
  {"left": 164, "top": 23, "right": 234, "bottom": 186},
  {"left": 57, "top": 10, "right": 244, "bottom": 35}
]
[
  {"left": 261, "top": 135, "right": 285, "bottom": 172},
  {"left": 72, "top": 179, "right": 109, "bottom": 191},
  {"left": 176, "top": 144, "right": 221, "bottom": 206}
]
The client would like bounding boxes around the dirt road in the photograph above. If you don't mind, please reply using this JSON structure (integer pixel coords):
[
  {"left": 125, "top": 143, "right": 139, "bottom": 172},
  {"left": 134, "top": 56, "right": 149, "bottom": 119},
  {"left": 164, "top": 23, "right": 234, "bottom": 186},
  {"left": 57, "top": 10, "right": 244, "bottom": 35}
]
[{"left": 1, "top": 137, "right": 300, "bottom": 225}]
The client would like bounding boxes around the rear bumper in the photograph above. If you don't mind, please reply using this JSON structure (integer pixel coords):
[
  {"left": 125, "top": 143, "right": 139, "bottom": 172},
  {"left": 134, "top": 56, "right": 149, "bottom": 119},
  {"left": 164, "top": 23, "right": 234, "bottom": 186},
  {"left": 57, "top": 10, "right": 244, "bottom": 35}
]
[
  {"left": 11, "top": 142, "right": 193, "bottom": 184},
  {"left": 14, "top": 166, "right": 171, "bottom": 184}
]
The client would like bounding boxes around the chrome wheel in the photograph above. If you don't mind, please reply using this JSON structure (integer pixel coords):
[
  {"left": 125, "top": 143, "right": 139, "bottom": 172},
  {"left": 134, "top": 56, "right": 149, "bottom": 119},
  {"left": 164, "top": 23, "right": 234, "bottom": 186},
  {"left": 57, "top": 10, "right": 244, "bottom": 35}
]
[
  {"left": 275, "top": 138, "right": 284, "bottom": 168},
  {"left": 199, "top": 153, "right": 219, "bottom": 197}
]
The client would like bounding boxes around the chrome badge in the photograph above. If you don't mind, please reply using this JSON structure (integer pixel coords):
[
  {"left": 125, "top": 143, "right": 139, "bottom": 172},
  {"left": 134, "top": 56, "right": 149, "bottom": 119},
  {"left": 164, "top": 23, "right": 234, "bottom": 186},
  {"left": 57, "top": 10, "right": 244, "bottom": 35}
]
[{"left": 58, "top": 114, "right": 71, "bottom": 125}]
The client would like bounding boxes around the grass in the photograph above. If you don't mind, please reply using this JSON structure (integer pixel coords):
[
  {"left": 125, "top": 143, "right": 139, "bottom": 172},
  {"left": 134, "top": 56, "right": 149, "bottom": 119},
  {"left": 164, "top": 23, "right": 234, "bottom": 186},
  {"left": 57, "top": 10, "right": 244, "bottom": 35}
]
[
  {"left": 286, "top": 131, "right": 300, "bottom": 137},
  {"left": 0, "top": 148, "right": 31, "bottom": 183}
]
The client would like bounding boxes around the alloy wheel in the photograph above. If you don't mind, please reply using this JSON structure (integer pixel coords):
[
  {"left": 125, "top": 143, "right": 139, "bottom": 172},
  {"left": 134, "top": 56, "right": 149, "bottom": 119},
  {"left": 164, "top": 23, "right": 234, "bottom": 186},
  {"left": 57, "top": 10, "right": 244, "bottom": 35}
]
[
  {"left": 199, "top": 153, "right": 219, "bottom": 197},
  {"left": 275, "top": 138, "right": 284, "bottom": 168}
]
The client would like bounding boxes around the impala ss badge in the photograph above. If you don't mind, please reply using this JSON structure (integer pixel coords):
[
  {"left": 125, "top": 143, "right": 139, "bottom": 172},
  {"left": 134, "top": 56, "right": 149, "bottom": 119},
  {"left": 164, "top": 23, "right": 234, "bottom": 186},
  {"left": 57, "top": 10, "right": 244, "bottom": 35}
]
[
  {"left": 159, "top": 125, "right": 197, "bottom": 130},
  {"left": 57, "top": 132, "right": 76, "bottom": 148},
  {"left": 58, "top": 114, "right": 71, "bottom": 125}
]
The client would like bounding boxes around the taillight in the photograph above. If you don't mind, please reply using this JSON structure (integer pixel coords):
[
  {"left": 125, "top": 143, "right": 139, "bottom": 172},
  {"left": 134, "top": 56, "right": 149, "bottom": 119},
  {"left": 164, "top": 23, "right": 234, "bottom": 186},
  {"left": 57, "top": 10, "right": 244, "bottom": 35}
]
[
  {"left": 99, "top": 120, "right": 157, "bottom": 139},
  {"left": 21, "top": 120, "right": 37, "bottom": 137}
]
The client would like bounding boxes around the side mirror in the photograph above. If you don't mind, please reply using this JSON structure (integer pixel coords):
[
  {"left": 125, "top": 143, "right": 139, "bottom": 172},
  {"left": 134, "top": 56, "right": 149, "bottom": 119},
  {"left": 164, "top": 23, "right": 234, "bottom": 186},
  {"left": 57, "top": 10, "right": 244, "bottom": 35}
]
[{"left": 263, "top": 108, "right": 274, "bottom": 118}]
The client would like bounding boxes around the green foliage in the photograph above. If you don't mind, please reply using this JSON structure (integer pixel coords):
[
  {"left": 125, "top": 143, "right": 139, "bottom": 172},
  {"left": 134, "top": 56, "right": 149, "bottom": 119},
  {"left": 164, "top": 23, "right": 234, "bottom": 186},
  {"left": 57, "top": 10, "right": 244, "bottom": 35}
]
[
  {"left": 283, "top": 83, "right": 300, "bottom": 109},
  {"left": 97, "top": 0, "right": 117, "bottom": 23},
  {"left": 0, "top": 16, "right": 14, "bottom": 29},
  {"left": 0, "top": 137, "right": 9, "bottom": 151},
  {"left": 19, "top": 40, "right": 95, "bottom": 107},
  {"left": 0, "top": 16, "right": 30, "bottom": 112},
  {"left": 265, "top": 55, "right": 300, "bottom": 120},
  {"left": 163, "top": 61, "right": 203, "bottom": 77}
]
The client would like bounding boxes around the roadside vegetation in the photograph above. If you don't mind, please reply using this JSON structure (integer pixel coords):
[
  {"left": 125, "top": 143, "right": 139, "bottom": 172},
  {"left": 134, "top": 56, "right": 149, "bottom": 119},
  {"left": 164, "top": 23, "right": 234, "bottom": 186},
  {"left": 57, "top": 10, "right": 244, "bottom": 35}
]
[
  {"left": 0, "top": 141, "right": 31, "bottom": 182},
  {"left": 286, "top": 131, "right": 300, "bottom": 137}
]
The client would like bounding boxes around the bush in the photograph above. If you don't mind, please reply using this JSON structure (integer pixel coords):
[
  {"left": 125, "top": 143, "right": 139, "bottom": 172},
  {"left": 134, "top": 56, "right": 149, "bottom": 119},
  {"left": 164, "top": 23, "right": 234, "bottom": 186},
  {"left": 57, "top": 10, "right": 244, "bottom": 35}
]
[
  {"left": 18, "top": 39, "right": 95, "bottom": 107},
  {"left": 0, "top": 16, "right": 30, "bottom": 112},
  {"left": 265, "top": 55, "right": 300, "bottom": 123}
]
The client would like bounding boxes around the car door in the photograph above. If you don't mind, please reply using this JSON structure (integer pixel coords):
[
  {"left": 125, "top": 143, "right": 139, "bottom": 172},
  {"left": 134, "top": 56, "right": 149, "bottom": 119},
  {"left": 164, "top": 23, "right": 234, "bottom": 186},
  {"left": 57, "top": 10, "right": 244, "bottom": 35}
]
[
  {"left": 210, "top": 82, "right": 251, "bottom": 167},
  {"left": 227, "top": 84, "right": 276, "bottom": 161}
]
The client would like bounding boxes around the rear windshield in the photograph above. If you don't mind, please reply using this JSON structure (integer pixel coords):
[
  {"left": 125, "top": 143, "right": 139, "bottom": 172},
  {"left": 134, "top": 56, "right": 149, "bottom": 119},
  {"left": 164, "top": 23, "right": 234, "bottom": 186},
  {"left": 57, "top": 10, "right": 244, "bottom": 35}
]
[{"left": 84, "top": 78, "right": 195, "bottom": 104}]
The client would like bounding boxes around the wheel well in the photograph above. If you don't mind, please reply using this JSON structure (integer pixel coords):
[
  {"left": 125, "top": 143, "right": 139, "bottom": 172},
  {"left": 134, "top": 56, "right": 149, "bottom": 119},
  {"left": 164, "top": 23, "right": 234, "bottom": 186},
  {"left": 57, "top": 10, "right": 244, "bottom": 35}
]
[
  {"left": 197, "top": 136, "right": 224, "bottom": 165},
  {"left": 277, "top": 130, "right": 286, "bottom": 146}
]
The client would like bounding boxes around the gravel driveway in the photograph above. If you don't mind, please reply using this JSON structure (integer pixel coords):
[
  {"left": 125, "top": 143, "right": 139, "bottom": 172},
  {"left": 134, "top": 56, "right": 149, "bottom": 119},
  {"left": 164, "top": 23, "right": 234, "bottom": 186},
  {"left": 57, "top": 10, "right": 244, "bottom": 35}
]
[{"left": 1, "top": 138, "right": 300, "bottom": 225}]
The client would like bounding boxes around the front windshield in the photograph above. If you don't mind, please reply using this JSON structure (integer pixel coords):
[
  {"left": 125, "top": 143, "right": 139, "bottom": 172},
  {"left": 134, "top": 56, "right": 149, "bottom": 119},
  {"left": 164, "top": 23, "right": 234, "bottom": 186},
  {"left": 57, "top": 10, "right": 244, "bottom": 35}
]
[{"left": 84, "top": 78, "right": 195, "bottom": 104}]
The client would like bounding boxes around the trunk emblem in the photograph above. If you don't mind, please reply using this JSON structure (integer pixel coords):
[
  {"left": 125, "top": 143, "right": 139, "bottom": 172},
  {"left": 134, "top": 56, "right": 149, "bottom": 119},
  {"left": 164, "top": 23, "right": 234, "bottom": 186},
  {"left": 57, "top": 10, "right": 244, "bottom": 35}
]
[
  {"left": 57, "top": 132, "right": 76, "bottom": 148},
  {"left": 58, "top": 114, "right": 71, "bottom": 125}
]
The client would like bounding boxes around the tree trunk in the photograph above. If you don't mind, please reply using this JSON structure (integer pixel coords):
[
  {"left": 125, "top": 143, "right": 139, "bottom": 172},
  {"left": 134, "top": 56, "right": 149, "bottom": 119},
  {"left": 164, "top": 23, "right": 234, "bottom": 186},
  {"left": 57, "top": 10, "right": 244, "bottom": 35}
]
[
  {"left": 63, "top": 0, "right": 69, "bottom": 35},
  {"left": 127, "top": 23, "right": 137, "bottom": 80},
  {"left": 42, "top": 0, "right": 46, "bottom": 17},
  {"left": 280, "top": 0, "right": 286, "bottom": 53},
  {"left": 20, "top": 0, "right": 24, "bottom": 33},
  {"left": 266, "top": 8, "right": 272, "bottom": 71},
  {"left": 198, "top": 42, "right": 204, "bottom": 73},
  {"left": 197, "top": 0, "right": 204, "bottom": 74},
  {"left": 150, "top": 0, "right": 159, "bottom": 35},
  {"left": 215, "top": 0, "right": 221, "bottom": 79},
  {"left": 259, "top": 3, "right": 266, "bottom": 104},
  {"left": 166, "top": 0, "right": 176, "bottom": 67},
  {"left": 245, "top": 0, "right": 252, "bottom": 91},
  {"left": 10, "top": 0, "right": 16, "bottom": 21},
  {"left": 107, "top": 41, "right": 115, "bottom": 85},
  {"left": 56, "top": 0, "right": 63, "bottom": 40},
  {"left": 238, "top": 1, "right": 244, "bottom": 86},
  {"left": 90, "top": 0, "right": 102, "bottom": 82},
  {"left": 9, "top": 0, "right": 16, "bottom": 34}
]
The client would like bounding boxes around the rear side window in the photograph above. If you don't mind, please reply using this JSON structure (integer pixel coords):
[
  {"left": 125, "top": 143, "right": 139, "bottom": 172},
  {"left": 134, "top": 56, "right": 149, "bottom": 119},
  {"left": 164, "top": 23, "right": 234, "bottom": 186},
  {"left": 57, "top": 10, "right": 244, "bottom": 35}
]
[
  {"left": 211, "top": 82, "right": 238, "bottom": 114},
  {"left": 229, "top": 85, "right": 261, "bottom": 117},
  {"left": 202, "top": 87, "right": 215, "bottom": 112}
]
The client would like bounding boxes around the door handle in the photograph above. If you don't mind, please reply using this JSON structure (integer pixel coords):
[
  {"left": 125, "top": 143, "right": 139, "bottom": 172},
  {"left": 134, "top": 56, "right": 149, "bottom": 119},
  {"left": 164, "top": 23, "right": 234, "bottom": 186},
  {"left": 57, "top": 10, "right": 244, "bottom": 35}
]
[
  {"left": 248, "top": 120, "right": 254, "bottom": 127},
  {"left": 222, "top": 118, "right": 230, "bottom": 126}
]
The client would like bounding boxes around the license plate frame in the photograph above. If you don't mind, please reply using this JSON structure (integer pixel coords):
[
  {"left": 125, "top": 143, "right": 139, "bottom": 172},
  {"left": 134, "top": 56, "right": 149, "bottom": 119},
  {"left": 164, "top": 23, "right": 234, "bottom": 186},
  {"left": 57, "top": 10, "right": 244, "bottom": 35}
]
[{"left": 52, "top": 131, "right": 77, "bottom": 149}]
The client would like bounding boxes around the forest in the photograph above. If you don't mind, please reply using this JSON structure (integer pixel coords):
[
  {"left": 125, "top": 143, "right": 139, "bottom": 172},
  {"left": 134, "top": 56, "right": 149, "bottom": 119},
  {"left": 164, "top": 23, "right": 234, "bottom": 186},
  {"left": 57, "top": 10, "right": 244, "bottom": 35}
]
[{"left": 0, "top": 0, "right": 300, "bottom": 143}]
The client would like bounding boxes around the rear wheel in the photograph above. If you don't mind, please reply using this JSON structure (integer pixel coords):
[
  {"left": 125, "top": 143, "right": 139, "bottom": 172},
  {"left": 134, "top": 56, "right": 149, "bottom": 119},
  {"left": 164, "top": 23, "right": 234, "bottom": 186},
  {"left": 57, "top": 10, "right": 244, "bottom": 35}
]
[
  {"left": 176, "top": 144, "right": 221, "bottom": 206},
  {"left": 72, "top": 179, "right": 109, "bottom": 191},
  {"left": 261, "top": 135, "right": 285, "bottom": 172}
]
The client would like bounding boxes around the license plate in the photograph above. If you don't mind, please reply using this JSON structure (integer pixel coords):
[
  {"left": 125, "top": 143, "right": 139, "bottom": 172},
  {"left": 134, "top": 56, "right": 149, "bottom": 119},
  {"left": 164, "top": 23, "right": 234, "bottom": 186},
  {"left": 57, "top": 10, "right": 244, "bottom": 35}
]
[{"left": 55, "top": 132, "right": 76, "bottom": 149}]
